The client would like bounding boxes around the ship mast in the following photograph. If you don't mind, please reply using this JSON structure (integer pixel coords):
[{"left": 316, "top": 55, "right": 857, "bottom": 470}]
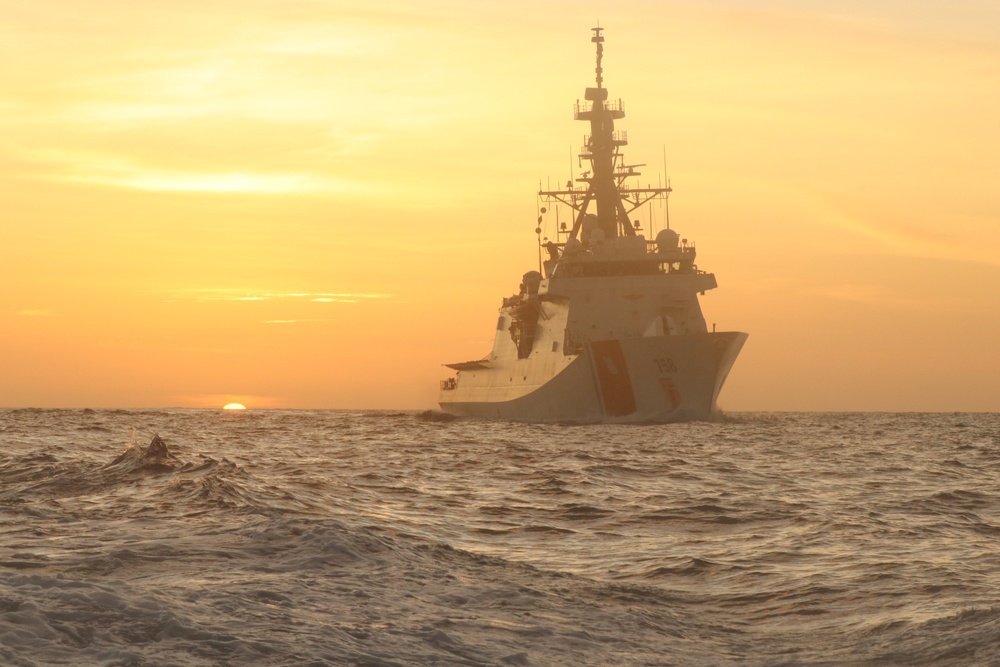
[{"left": 539, "top": 28, "right": 672, "bottom": 243}]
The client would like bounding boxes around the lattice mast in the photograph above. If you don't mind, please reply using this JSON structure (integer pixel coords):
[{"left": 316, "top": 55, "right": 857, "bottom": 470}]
[{"left": 539, "top": 28, "right": 671, "bottom": 242}]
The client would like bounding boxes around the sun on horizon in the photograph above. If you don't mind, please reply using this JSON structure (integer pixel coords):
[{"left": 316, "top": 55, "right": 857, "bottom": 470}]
[{"left": 223, "top": 403, "right": 247, "bottom": 410}]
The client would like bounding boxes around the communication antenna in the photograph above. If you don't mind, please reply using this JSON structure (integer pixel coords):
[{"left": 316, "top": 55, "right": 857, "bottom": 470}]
[
  {"left": 663, "top": 145, "right": 670, "bottom": 230},
  {"left": 592, "top": 24, "right": 604, "bottom": 89}
]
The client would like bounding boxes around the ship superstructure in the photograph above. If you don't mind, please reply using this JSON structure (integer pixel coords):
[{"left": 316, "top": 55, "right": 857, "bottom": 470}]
[{"left": 439, "top": 28, "right": 746, "bottom": 422}]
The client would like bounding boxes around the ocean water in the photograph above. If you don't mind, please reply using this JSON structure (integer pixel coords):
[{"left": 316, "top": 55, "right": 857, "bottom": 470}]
[{"left": 2, "top": 410, "right": 1000, "bottom": 666}]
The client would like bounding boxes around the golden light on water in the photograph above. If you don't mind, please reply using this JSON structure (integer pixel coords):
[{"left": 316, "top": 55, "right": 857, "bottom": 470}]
[{"left": 223, "top": 403, "right": 247, "bottom": 411}]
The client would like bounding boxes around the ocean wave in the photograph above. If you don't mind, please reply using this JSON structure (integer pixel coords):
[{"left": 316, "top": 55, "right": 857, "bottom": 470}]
[{"left": 4, "top": 410, "right": 1000, "bottom": 665}]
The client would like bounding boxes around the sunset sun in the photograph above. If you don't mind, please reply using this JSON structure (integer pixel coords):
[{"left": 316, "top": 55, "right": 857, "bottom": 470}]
[{"left": 223, "top": 403, "right": 247, "bottom": 410}]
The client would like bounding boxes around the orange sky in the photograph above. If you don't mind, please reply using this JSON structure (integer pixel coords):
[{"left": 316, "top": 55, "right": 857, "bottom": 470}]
[{"left": 2, "top": 1, "right": 998, "bottom": 411}]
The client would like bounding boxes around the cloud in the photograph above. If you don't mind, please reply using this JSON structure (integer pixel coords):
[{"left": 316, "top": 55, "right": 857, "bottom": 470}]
[
  {"left": 810, "top": 283, "right": 946, "bottom": 311},
  {"left": 161, "top": 290, "right": 392, "bottom": 303},
  {"left": 14, "top": 148, "right": 365, "bottom": 194},
  {"left": 16, "top": 309, "right": 58, "bottom": 317},
  {"left": 264, "top": 319, "right": 340, "bottom": 324}
]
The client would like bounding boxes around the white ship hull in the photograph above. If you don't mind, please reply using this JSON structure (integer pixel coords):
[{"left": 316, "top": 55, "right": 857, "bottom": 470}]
[{"left": 440, "top": 331, "right": 746, "bottom": 423}]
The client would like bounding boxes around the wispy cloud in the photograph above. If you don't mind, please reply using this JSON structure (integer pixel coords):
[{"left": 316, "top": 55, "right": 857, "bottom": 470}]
[
  {"left": 819, "top": 204, "right": 1000, "bottom": 268},
  {"left": 810, "top": 283, "right": 945, "bottom": 310},
  {"left": 16, "top": 309, "right": 58, "bottom": 317},
  {"left": 162, "top": 290, "right": 392, "bottom": 303},
  {"left": 17, "top": 149, "right": 365, "bottom": 194},
  {"left": 264, "top": 318, "right": 340, "bottom": 324},
  {"left": 76, "top": 170, "right": 345, "bottom": 194}
]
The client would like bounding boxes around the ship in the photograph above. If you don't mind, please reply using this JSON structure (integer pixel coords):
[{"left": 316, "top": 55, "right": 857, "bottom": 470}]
[{"left": 438, "top": 28, "right": 747, "bottom": 422}]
